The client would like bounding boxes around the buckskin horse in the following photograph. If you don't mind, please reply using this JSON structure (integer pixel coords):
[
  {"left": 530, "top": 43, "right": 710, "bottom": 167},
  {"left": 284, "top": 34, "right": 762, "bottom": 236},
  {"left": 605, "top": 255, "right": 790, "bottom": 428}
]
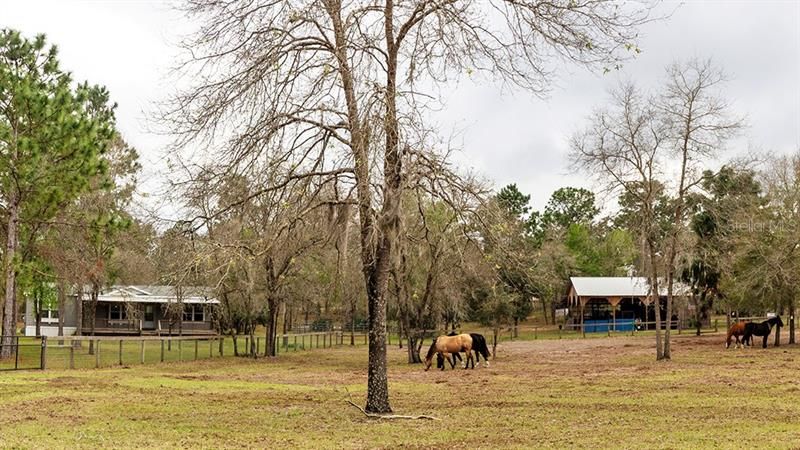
[
  {"left": 424, "top": 333, "right": 474, "bottom": 371},
  {"left": 726, "top": 321, "right": 749, "bottom": 349},
  {"left": 437, "top": 332, "right": 491, "bottom": 369},
  {"left": 742, "top": 316, "right": 784, "bottom": 348}
]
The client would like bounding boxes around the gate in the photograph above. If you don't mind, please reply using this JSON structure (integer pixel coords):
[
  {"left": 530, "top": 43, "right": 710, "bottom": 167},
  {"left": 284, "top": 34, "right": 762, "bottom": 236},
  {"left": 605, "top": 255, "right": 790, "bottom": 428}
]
[{"left": 0, "top": 336, "right": 45, "bottom": 371}]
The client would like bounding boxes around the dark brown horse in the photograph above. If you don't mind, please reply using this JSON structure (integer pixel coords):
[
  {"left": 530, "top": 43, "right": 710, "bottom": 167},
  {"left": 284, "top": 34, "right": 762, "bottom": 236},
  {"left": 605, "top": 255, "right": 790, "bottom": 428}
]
[
  {"left": 726, "top": 321, "right": 749, "bottom": 348},
  {"left": 742, "top": 316, "right": 783, "bottom": 348}
]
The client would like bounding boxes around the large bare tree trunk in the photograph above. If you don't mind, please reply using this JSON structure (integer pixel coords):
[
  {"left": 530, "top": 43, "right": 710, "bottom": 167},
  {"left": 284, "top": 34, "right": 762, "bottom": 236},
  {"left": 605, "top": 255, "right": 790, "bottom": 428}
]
[
  {"left": 34, "top": 295, "right": 41, "bottom": 337},
  {"left": 789, "top": 296, "right": 796, "bottom": 345},
  {"left": 57, "top": 280, "right": 66, "bottom": 343},
  {"left": 265, "top": 296, "right": 279, "bottom": 357},
  {"left": 88, "top": 283, "right": 99, "bottom": 355},
  {"left": 1, "top": 201, "right": 19, "bottom": 359},
  {"left": 647, "top": 239, "right": 663, "bottom": 360}
]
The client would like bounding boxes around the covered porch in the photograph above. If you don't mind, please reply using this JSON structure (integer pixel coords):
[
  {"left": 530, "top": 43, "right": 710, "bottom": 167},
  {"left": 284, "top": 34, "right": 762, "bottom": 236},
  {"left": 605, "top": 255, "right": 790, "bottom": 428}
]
[{"left": 82, "top": 286, "right": 219, "bottom": 336}]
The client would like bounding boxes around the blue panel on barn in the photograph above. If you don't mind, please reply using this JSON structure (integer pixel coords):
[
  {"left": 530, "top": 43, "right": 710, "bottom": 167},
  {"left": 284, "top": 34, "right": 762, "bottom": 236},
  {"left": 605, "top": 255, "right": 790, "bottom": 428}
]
[{"left": 584, "top": 319, "right": 635, "bottom": 333}]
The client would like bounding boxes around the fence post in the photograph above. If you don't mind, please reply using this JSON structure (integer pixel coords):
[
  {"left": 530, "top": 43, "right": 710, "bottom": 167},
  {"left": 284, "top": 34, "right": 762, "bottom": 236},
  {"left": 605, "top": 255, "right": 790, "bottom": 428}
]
[
  {"left": 219, "top": 337, "right": 224, "bottom": 356},
  {"left": 194, "top": 339, "right": 199, "bottom": 360},
  {"left": 95, "top": 340, "right": 100, "bottom": 368},
  {"left": 140, "top": 340, "right": 145, "bottom": 364},
  {"left": 178, "top": 339, "right": 183, "bottom": 361},
  {"left": 15, "top": 336, "right": 20, "bottom": 369},
  {"left": 40, "top": 336, "right": 48, "bottom": 370},
  {"left": 161, "top": 339, "right": 165, "bottom": 362},
  {"left": 209, "top": 338, "right": 213, "bottom": 358},
  {"left": 294, "top": 336, "right": 297, "bottom": 351},
  {"left": 256, "top": 337, "right": 261, "bottom": 355},
  {"left": 69, "top": 343, "right": 75, "bottom": 369},
  {"left": 119, "top": 340, "right": 124, "bottom": 366}
]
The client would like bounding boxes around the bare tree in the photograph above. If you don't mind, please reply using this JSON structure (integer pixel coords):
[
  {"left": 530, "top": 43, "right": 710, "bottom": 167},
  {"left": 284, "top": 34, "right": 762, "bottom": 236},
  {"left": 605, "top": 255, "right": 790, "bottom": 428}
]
[
  {"left": 571, "top": 81, "right": 668, "bottom": 358},
  {"left": 167, "top": 0, "right": 652, "bottom": 412},
  {"left": 657, "top": 59, "right": 742, "bottom": 358},
  {"left": 572, "top": 59, "right": 741, "bottom": 360}
]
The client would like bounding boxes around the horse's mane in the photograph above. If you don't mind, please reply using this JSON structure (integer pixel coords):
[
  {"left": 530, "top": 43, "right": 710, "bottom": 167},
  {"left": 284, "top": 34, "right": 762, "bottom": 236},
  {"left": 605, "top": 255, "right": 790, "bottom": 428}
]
[
  {"left": 768, "top": 316, "right": 783, "bottom": 327},
  {"left": 425, "top": 338, "right": 438, "bottom": 360}
]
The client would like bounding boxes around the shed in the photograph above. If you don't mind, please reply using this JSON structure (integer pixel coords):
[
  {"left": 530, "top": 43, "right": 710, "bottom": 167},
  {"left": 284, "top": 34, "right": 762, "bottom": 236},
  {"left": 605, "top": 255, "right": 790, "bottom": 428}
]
[{"left": 567, "top": 277, "right": 690, "bottom": 333}]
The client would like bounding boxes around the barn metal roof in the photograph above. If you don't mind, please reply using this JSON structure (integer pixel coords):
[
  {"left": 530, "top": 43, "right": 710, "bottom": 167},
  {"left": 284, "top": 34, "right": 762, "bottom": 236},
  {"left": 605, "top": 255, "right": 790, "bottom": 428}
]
[
  {"left": 569, "top": 277, "right": 689, "bottom": 297},
  {"left": 90, "top": 285, "right": 220, "bottom": 305}
]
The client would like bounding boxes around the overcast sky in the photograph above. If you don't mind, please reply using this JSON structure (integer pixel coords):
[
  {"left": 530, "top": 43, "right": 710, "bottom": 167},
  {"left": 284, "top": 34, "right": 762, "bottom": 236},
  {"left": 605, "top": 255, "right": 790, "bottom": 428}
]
[{"left": 3, "top": 0, "right": 799, "bottom": 215}]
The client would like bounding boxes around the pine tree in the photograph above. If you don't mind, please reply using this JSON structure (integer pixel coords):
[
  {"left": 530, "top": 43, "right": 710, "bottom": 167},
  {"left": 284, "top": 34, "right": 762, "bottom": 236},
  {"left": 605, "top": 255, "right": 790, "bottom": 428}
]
[{"left": 0, "top": 30, "right": 115, "bottom": 358}]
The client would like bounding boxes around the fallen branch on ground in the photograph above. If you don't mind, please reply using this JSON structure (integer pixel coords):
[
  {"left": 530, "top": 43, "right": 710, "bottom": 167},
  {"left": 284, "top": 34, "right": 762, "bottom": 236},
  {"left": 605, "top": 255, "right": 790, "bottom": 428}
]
[
  {"left": 345, "top": 400, "right": 440, "bottom": 421},
  {"left": 343, "top": 387, "right": 440, "bottom": 421}
]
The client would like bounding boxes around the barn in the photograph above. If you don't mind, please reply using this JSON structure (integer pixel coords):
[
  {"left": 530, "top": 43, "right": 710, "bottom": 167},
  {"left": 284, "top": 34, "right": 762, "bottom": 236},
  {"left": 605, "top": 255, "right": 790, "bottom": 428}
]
[{"left": 566, "top": 277, "right": 691, "bottom": 333}]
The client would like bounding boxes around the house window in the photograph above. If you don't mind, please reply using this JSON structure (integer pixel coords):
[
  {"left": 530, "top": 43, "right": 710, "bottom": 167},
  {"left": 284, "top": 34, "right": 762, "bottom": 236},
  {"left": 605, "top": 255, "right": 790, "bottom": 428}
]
[
  {"left": 109, "top": 304, "right": 127, "bottom": 320},
  {"left": 41, "top": 308, "right": 59, "bottom": 323},
  {"left": 183, "top": 304, "right": 205, "bottom": 322}
]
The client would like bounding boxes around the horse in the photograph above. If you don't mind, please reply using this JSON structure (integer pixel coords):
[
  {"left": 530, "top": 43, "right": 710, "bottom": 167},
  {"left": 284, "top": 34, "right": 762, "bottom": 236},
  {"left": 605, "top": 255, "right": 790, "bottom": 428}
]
[
  {"left": 742, "top": 316, "right": 783, "bottom": 348},
  {"left": 725, "top": 321, "right": 749, "bottom": 349},
  {"left": 437, "top": 332, "right": 490, "bottom": 369},
  {"left": 424, "top": 334, "right": 473, "bottom": 371}
]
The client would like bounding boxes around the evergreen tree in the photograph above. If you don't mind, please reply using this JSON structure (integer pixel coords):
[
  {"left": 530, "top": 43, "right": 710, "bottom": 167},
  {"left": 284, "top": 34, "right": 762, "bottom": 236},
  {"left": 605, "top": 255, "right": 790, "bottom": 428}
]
[{"left": 0, "top": 30, "right": 115, "bottom": 357}]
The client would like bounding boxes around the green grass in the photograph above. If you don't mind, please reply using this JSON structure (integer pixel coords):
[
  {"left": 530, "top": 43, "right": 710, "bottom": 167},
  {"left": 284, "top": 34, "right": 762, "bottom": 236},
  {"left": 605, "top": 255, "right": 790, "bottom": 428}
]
[{"left": 2, "top": 332, "right": 799, "bottom": 449}]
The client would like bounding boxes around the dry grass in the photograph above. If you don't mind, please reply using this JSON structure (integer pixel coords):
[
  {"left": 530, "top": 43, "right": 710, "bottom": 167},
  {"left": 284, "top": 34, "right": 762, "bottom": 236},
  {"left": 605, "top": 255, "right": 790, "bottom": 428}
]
[{"left": 2, "top": 332, "right": 800, "bottom": 449}]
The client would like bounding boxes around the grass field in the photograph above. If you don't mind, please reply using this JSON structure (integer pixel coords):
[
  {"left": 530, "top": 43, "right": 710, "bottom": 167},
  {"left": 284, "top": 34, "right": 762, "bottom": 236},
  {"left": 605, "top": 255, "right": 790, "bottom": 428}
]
[{"left": 2, "top": 331, "right": 800, "bottom": 449}]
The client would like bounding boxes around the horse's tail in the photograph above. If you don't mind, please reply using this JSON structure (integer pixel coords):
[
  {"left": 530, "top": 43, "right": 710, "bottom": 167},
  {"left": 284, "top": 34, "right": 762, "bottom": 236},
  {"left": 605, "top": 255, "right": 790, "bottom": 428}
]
[{"left": 425, "top": 338, "right": 438, "bottom": 361}]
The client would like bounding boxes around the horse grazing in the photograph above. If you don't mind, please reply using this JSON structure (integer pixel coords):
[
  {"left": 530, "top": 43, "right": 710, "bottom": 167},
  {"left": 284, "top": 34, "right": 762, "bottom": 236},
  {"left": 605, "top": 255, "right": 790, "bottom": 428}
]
[
  {"left": 742, "top": 316, "right": 784, "bottom": 348},
  {"left": 726, "top": 321, "right": 749, "bottom": 349},
  {"left": 438, "top": 332, "right": 490, "bottom": 369},
  {"left": 424, "top": 334, "right": 473, "bottom": 371}
]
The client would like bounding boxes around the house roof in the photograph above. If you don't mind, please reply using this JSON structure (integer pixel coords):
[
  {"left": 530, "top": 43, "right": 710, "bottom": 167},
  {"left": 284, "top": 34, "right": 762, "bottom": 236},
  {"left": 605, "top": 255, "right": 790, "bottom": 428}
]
[
  {"left": 569, "top": 277, "right": 689, "bottom": 298},
  {"left": 92, "top": 285, "right": 220, "bottom": 305}
]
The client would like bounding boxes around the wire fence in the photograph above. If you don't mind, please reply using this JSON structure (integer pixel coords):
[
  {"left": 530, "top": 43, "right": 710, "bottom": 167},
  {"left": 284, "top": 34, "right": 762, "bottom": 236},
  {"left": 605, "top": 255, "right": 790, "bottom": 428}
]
[
  {"left": 0, "top": 330, "right": 373, "bottom": 372},
  {"left": 2, "top": 316, "right": 742, "bottom": 372}
]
